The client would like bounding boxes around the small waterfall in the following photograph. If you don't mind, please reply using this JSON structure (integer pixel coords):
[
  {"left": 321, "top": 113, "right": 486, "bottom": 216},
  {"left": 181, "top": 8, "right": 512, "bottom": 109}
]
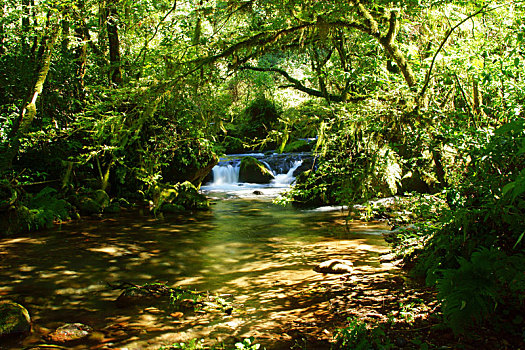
[
  {"left": 202, "top": 153, "right": 312, "bottom": 196},
  {"left": 211, "top": 164, "right": 239, "bottom": 185},
  {"left": 272, "top": 160, "right": 303, "bottom": 186}
]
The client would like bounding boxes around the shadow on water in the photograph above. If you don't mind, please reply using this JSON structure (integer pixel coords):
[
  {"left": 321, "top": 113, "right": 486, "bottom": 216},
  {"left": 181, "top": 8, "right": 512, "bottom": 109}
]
[{"left": 0, "top": 198, "right": 394, "bottom": 349}]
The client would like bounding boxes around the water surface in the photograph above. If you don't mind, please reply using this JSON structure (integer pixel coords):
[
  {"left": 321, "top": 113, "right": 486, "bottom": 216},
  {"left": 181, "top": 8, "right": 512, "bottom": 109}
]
[{"left": 0, "top": 198, "right": 392, "bottom": 349}]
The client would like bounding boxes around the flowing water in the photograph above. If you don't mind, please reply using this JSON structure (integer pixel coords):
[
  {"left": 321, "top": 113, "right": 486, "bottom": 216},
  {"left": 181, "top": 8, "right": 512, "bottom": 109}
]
[{"left": 0, "top": 158, "right": 394, "bottom": 349}]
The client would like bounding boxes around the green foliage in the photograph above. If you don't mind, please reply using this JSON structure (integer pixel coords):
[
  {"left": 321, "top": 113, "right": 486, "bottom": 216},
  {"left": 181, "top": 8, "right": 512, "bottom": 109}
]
[
  {"left": 151, "top": 181, "right": 209, "bottom": 216},
  {"left": 401, "top": 117, "right": 525, "bottom": 334},
  {"left": 160, "top": 339, "right": 207, "bottom": 350},
  {"left": 333, "top": 317, "right": 392, "bottom": 350},
  {"left": 159, "top": 337, "right": 261, "bottom": 350},
  {"left": 282, "top": 103, "right": 407, "bottom": 207},
  {"left": 282, "top": 139, "right": 312, "bottom": 153},
  {"left": 415, "top": 118, "right": 525, "bottom": 277},
  {"left": 222, "top": 95, "right": 282, "bottom": 150},
  {"left": 234, "top": 337, "right": 260, "bottom": 350},
  {"left": 437, "top": 248, "right": 525, "bottom": 334},
  {"left": 24, "top": 187, "right": 71, "bottom": 230}
]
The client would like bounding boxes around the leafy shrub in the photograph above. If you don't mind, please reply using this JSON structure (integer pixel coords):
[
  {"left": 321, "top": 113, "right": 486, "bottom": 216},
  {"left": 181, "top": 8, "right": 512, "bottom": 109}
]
[
  {"left": 437, "top": 248, "right": 525, "bottom": 334},
  {"left": 24, "top": 187, "right": 72, "bottom": 230},
  {"left": 159, "top": 337, "right": 260, "bottom": 350},
  {"left": 241, "top": 96, "right": 281, "bottom": 140},
  {"left": 333, "top": 317, "right": 392, "bottom": 350},
  {"left": 409, "top": 118, "right": 525, "bottom": 333}
]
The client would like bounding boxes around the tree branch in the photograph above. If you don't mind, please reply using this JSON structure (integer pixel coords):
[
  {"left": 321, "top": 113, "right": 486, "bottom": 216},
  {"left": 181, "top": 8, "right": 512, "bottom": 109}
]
[{"left": 240, "top": 65, "right": 344, "bottom": 102}]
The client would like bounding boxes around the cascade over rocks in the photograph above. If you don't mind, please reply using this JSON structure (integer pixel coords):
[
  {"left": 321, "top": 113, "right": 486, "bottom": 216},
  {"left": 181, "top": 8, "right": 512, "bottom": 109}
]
[
  {"left": 0, "top": 301, "right": 31, "bottom": 336},
  {"left": 238, "top": 156, "right": 275, "bottom": 184}
]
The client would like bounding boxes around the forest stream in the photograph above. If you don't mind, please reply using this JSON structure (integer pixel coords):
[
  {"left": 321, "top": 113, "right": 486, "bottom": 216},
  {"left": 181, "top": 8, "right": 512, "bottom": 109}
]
[{"left": 0, "top": 189, "right": 400, "bottom": 350}]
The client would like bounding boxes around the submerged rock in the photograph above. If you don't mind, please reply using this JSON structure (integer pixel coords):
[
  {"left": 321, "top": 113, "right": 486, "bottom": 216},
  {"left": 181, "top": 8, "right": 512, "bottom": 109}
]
[
  {"left": 239, "top": 156, "right": 274, "bottom": 184},
  {"left": 47, "top": 323, "right": 92, "bottom": 343},
  {"left": 0, "top": 301, "right": 31, "bottom": 336},
  {"left": 314, "top": 259, "right": 354, "bottom": 274},
  {"left": 116, "top": 287, "right": 159, "bottom": 308}
]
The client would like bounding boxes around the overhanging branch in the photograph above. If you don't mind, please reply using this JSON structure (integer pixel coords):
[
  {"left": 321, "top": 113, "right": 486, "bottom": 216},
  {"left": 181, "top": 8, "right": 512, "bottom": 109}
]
[{"left": 240, "top": 65, "right": 345, "bottom": 102}]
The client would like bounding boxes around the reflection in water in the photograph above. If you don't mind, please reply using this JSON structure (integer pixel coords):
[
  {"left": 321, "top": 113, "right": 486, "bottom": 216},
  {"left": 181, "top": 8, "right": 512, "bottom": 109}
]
[{"left": 0, "top": 199, "right": 393, "bottom": 349}]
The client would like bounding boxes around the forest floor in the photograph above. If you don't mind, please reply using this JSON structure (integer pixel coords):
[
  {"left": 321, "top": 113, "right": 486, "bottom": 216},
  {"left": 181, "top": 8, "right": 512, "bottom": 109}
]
[{"left": 273, "top": 258, "right": 524, "bottom": 350}]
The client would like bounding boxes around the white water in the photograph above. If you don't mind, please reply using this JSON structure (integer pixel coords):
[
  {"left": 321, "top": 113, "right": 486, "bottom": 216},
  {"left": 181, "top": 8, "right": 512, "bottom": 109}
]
[
  {"left": 271, "top": 160, "right": 302, "bottom": 187},
  {"left": 211, "top": 164, "right": 240, "bottom": 185},
  {"left": 201, "top": 158, "right": 303, "bottom": 198}
]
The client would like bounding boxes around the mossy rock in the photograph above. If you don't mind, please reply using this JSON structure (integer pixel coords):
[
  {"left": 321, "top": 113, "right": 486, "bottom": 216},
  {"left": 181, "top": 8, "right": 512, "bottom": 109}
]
[
  {"left": 0, "top": 301, "right": 31, "bottom": 336},
  {"left": 156, "top": 181, "right": 209, "bottom": 211},
  {"left": 175, "top": 181, "right": 209, "bottom": 210},
  {"left": 78, "top": 197, "right": 102, "bottom": 215},
  {"left": 104, "top": 202, "right": 121, "bottom": 214},
  {"left": 238, "top": 156, "right": 275, "bottom": 184},
  {"left": 93, "top": 189, "right": 110, "bottom": 208},
  {"left": 283, "top": 139, "right": 312, "bottom": 152}
]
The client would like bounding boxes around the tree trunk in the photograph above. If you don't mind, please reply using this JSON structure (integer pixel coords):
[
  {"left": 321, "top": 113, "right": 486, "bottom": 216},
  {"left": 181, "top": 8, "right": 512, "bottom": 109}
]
[
  {"left": 0, "top": 22, "right": 60, "bottom": 172},
  {"left": 72, "top": 0, "right": 88, "bottom": 101},
  {"left": 21, "top": 0, "right": 30, "bottom": 51},
  {"left": 61, "top": 16, "right": 70, "bottom": 53},
  {"left": 73, "top": 25, "right": 88, "bottom": 100},
  {"left": 377, "top": 10, "right": 417, "bottom": 89},
  {"left": 107, "top": 0, "right": 122, "bottom": 85},
  {"left": 472, "top": 79, "right": 486, "bottom": 117}
]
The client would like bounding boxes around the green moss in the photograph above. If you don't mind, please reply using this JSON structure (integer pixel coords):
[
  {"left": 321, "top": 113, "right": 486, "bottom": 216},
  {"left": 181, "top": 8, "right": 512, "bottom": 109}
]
[
  {"left": 0, "top": 301, "right": 31, "bottom": 336},
  {"left": 93, "top": 189, "right": 110, "bottom": 208},
  {"left": 78, "top": 197, "right": 102, "bottom": 215},
  {"left": 239, "top": 156, "right": 274, "bottom": 184},
  {"left": 176, "top": 181, "right": 209, "bottom": 210},
  {"left": 283, "top": 139, "right": 312, "bottom": 152},
  {"left": 160, "top": 203, "right": 185, "bottom": 213},
  {"left": 104, "top": 202, "right": 121, "bottom": 213}
]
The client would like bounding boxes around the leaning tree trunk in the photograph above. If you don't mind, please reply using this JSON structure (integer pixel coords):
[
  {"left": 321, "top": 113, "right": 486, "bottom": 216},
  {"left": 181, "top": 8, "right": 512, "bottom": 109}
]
[{"left": 0, "top": 22, "right": 60, "bottom": 172}]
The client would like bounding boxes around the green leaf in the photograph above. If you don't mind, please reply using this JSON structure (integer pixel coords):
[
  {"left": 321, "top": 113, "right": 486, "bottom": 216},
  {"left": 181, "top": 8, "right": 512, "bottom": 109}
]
[{"left": 513, "top": 230, "right": 525, "bottom": 249}]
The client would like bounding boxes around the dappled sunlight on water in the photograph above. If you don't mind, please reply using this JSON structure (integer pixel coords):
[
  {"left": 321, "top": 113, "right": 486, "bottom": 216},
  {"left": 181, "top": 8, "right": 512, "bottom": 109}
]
[{"left": 0, "top": 199, "right": 395, "bottom": 349}]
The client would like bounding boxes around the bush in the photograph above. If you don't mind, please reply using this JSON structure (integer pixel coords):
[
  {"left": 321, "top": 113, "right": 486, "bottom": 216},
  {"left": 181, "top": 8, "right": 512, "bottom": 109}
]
[
  {"left": 437, "top": 248, "right": 525, "bottom": 334},
  {"left": 25, "top": 187, "right": 72, "bottom": 229},
  {"left": 411, "top": 118, "right": 525, "bottom": 333},
  {"left": 333, "top": 317, "right": 392, "bottom": 350}
]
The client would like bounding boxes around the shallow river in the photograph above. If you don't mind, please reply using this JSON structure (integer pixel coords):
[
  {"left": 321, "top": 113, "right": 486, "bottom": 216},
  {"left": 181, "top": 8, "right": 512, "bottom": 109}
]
[{"left": 0, "top": 197, "right": 392, "bottom": 349}]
